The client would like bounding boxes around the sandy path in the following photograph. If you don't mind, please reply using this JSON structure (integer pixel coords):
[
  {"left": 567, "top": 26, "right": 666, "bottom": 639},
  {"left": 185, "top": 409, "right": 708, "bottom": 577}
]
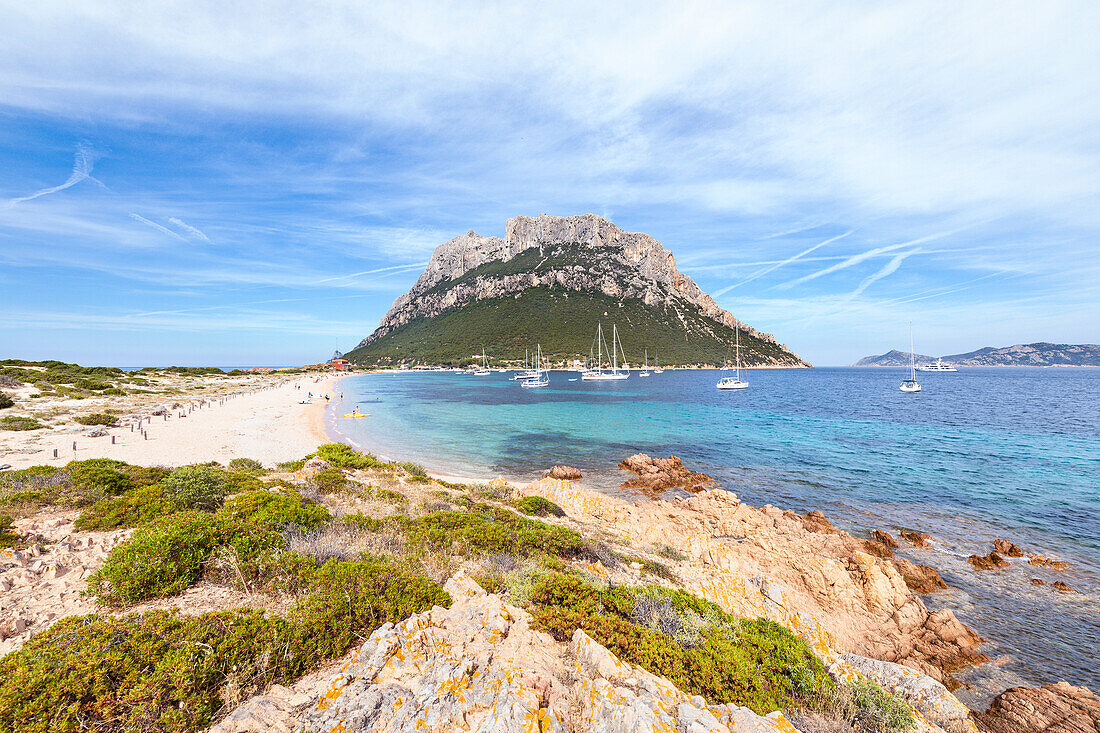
[{"left": 3, "top": 377, "right": 342, "bottom": 470}]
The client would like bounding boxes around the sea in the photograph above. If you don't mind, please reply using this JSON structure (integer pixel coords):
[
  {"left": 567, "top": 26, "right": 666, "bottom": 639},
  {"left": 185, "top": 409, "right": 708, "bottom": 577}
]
[{"left": 326, "top": 367, "right": 1100, "bottom": 705}]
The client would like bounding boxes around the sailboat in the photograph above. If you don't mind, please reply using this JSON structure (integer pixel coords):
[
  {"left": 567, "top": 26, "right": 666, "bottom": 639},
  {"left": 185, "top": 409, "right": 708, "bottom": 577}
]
[
  {"left": 581, "top": 323, "right": 630, "bottom": 381},
  {"left": 472, "top": 348, "right": 491, "bottom": 375},
  {"left": 716, "top": 329, "right": 748, "bottom": 390},
  {"left": 513, "top": 347, "right": 539, "bottom": 380},
  {"left": 653, "top": 351, "right": 664, "bottom": 374},
  {"left": 520, "top": 344, "right": 550, "bottom": 388},
  {"left": 900, "top": 323, "right": 922, "bottom": 392},
  {"left": 639, "top": 348, "right": 651, "bottom": 377}
]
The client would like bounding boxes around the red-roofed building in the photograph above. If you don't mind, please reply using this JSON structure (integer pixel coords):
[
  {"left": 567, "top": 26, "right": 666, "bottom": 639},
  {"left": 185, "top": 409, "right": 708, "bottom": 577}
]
[{"left": 331, "top": 358, "right": 350, "bottom": 371}]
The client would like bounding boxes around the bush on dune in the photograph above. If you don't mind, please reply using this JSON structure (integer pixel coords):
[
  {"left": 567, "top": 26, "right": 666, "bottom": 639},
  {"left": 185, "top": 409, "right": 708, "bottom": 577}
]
[
  {"left": 0, "top": 416, "right": 45, "bottom": 431},
  {"left": 0, "top": 557, "right": 450, "bottom": 733},
  {"left": 160, "top": 465, "right": 229, "bottom": 510},
  {"left": 74, "top": 485, "right": 179, "bottom": 531},
  {"left": 74, "top": 412, "right": 117, "bottom": 426},
  {"left": 312, "top": 443, "right": 387, "bottom": 470},
  {"left": 0, "top": 393, "right": 13, "bottom": 409}
]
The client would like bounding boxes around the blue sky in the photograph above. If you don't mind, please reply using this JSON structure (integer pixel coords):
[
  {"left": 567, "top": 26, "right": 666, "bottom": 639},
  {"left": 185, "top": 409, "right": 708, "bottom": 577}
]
[{"left": 1, "top": 2, "right": 1097, "bottom": 366}]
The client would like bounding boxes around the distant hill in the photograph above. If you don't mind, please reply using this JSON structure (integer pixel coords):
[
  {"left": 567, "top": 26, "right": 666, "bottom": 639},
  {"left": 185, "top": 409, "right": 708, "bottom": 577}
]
[
  {"left": 346, "top": 214, "right": 809, "bottom": 368},
  {"left": 853, "top": 342, "right": 1100, "bottom": 367},
  {"left": 852, "top": 349, "right": 935, "bottom": 367}
]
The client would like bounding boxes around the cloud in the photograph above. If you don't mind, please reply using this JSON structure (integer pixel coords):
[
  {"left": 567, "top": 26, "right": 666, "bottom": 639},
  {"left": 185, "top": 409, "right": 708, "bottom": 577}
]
[
  {"left": 849, "top": 250, "right": 918, "bottom": 298},
  {"left": 714, "top": 230, "right": 853, "bottom": 297},
  {"left": 167, "top": 217, "right": 210, "bottom": 241},
  {"left": 779, "top": 229, "right": 965, "bottom": 289},
  {"left": 128, "top": 213, "right": 187, "bottom": 242},
  {"left": 4, "top": 143, "right": 100, "bottom": 207}
]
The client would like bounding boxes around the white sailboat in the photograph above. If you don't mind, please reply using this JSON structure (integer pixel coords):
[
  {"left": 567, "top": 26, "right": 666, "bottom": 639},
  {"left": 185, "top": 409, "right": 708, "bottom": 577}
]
[
  {"left": 653, "top": 351, "right": 664, "bottom": 374},
  {"left": 472, "top": 348, "right": 491, "bottom": 375},
  {"left": 520, "top": 344, "right": 549, "bottom": 388},
  {"left": 900, "top": 323, "right": 921, "bottom": 392},
  {"left": 581, "top": 323, "right": 629, "bottom": 381},
  {"left": 639, "top": 348, "right": 651, "bottom": 377},
  {"left": 513, "top": 347, "right": 539, "bottom": 380},
  {"left": 716, "top": 329, "right": 748, "bottom": 390}
]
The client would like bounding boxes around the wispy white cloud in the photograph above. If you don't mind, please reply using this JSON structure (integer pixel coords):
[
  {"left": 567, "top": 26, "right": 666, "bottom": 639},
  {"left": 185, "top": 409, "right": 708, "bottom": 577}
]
[
  {"left": 779, "top": 229, "right": 964, "bottom": 289},
  {"left": 849, "top": 249, "right": 919, "bottom": 298},
  {"left": 4, "top": 143, "right": 100, "bottom": 208},
  {"left": 714, "top": 230, "right": 853, "bottom": 297},
  {"left": 129, "top": 213, "right": 187, "bottom": 242},
  {"left": 167, "top": 217, "right": 210, "bottom": 241}
]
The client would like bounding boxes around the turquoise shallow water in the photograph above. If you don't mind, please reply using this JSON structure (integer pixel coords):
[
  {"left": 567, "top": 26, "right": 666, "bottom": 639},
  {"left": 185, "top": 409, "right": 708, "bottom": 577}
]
[{"left": 327, "top": 367, "right": 1099, "bottom": 700}]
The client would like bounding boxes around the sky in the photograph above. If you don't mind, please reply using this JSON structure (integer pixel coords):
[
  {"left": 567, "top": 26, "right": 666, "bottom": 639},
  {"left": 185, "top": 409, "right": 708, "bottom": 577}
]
[{"left": 1, "top": 1, "right": 1097, "bottom": 366}]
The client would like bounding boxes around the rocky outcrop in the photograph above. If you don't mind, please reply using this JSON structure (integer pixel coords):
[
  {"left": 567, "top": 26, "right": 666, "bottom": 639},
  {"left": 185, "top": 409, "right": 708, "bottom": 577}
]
[
  {"left": 968, "top": 552, "right": 1010, "bottom": 571},
  {"left": 836, "top": 654, "right": 976, "bottom": 733},
  {"left": 992, "top": 539, "right": 1024, "bottom": 557},
  {"left": 356, "top": 214, "right": 807, "bottom": 366},
  {"left": 223, "top": 570, "right": 808, "bottom": 733},
  {"left": 894, "top": 557, "right": 948, "bottom": 594},
  {"left": 543, "top": 465, "right": 582, "bottom": 480},
  {"left": 618, "top": 453, "right": 716, "bottom": 494},
  {"left": 524, "top": 475, "right": 989, "bottom": 690},
  {"left": 902, "top": 530, "right": 934, "bottom": 548},
  {"left": 975, "top": 681, "right": 1100, "bottom": 733},
  {"left": 1028, "top": 554, "right": 1070, "bottom": 571},
  {"left": 874, "top": 530, "right": 901, "bottom": 548}
]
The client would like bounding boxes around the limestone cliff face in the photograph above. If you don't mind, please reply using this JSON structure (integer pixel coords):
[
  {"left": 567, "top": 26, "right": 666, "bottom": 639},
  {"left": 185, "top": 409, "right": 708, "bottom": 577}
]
[{"left": 357, "top": 214, "right": 804, "bottom": 364}]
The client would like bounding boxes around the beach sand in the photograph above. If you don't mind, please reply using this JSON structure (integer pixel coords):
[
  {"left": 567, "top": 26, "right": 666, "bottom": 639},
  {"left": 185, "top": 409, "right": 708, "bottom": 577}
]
[{"left": 1, "top": 375, "right": 343, "bottom": 470}]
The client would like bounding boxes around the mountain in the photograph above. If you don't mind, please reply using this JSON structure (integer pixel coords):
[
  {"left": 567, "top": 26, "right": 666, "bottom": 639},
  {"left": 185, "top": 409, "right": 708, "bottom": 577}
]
[
  {"left": 346, "top": 214, "right": 808, "bottom": 367},
  {"left": 852, "top": 349, "right": 935, "bottom": 367},
  {"left": 853, "top": 343, "right": 1100, "bottom": 367}
]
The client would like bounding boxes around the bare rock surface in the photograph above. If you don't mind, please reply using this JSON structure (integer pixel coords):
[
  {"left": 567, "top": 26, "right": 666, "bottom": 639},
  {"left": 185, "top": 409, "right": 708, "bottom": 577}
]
[
  {"left": 227, "top": 570, "right": 808, "bottom": 733},
  {"left": 975, "top": 681, "right": 1100, "bottom": 733},
  {"left": 618, "top": 453, "right": 716, "bottom": 494},
  {"left": 902, "top": 530, "right": 934, "bottom": 548},
  {"left": 837, "top": 654, "right": 976, "bottom": 733},
  {"left": 526, "top": 474, "right": 989, "bottom": 690},
  {"left": 894, "top": 557, "right": 949, "bottom": 594},
  {"left": 874, "top": 530, "right": 901, "bottom": 549},
  {"left": 544, "top": 465, "right": 582, "bottom": 480},
  {"left": 1028, "top": 555, "right": 1071, "bottom": 571},
  {"left": 968, "top": 552, "right": 1010, "bottom": 571},
  {"left": 992, "top": 539, "right": 1024, "bottom": 558}
]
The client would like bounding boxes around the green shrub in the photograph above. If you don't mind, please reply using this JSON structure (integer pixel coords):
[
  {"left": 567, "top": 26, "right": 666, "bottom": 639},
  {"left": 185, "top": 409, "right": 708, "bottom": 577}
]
[
  {"left": 527, "top": 573, "right": 833, "bottom": 714},
  {"left": 228, "top": 457, "right": 265, "bottom": 472},
  {"left": 0, "top": 393, "right": 12, "bottom": 409},
  {"left": 67, "top": 460, "right": 135, "bottom": 496},
  {"left": 313, "top": 443, "right": 386, "bottom": 470},
  {"left": 0, "top": 558, "right": 450, "bottom": 732},
  {"left": 74, "top": 486, "right": 179, "bottom": 531},
  {"left": 397, "top": 460, "right": 428, "bottom": 478},
  {"left": 0, "top": 416, "right": 45, "bottom": 431},
  {"left": 73, "top": 378, "right": 111, "bottom": 391},
  {"left": 217, "top": 490, "right": 329, "bottom": 531},
  {"left": 100, "top": 387, "right": 127, "bottom": 396},
  {"left": 0, "top": 515, "right": 20, "bottom": 547},
  {"left": 276, "top": 458, "right": 307, "bottom": 472},
  {"left": 404, "top": 505, "right": 584, "bottom": 560},
  {"left": 844, "top": 678, "right": 916, "bottom": 733},
  {"left": 517, "top": 495, "right": 565, "bottom": 517},
  {"left": 160, "top": 465, "right": 229, "bottom": 510},
  {"left": 309, "top": 467, "right": 348, "bottom": 494},
  {"left": 375, "top": 487, "right": 407, "bottom": 505},
  {"left": 87, "top": 512, "right": 224, "bottom": 605},
  {"left": 73, "top": 413, "right": 117, "bottom": 426}
]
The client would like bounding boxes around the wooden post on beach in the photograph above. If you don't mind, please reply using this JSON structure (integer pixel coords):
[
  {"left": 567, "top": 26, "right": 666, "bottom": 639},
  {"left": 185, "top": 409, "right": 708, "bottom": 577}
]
[
  {"left": 111, "top": 436, "right": 116, "bottom": 444},
  {"left": 53, "top": 449, "right": 57, "bottom": 458},
  {"left": 72, "top": 441, "right": 76, "bottom": 452}
]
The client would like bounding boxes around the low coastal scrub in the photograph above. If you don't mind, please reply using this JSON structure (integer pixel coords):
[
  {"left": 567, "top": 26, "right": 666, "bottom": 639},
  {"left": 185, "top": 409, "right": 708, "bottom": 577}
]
[
  {"left": 528, "top": 572, "right": 832, "bottom": 714},
  {"left": 227, "top": 457, "right": 265, "bottom": 473},
  {"left": 401, "top": 504, "right": 585, "bottom": 560},
  {"left": 0, "top": 558, "right": 449, "bottom": 733},
  {"left": 73, "top": 412, "right": 118, "bottom": 426},
  {"left": 0, "top": 416, "right": 45, "bottom": 431},
  {"left": 517, "top": 495, "right": 565, "bottom": 517},
  {"left": 0, "top": 393, "right": 13, "bottom": 409},
  {"left": 312, "top": 442, "right": 387, "bottom": 470},
  {"left": 160, "top": 465, "right": 229, "bottom": 510},
  {"left": 0, "top": 515, "right": 19, "bottom": 547}
]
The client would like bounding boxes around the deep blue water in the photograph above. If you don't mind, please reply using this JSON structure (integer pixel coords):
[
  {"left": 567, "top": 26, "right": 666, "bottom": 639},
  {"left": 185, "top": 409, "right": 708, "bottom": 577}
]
[{"left": 328, "top": 367, "right": 1100, "bottom": 700}]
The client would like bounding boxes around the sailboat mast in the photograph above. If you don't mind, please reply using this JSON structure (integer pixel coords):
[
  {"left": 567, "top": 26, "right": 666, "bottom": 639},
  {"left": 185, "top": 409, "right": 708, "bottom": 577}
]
[
  {"left": 909, "top": 323, "right": 915, "bottom": 381},
  {"left": 612, "top": 325, "right": 618, "bottom": 372},
  {"left": 735, "top": 329, "right": 741, "bottom": 379},
  {"left": 597, "top": 323, "right": 603, "bottom": 371}
]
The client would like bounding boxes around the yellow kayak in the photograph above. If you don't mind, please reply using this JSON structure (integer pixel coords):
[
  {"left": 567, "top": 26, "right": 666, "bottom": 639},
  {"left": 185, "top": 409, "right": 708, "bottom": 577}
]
[{"left": 342, "top": 411, "right": 370, "bottom": 418}]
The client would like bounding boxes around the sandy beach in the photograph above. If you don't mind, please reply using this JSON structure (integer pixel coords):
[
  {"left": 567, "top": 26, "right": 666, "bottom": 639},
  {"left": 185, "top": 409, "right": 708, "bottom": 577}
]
[{"left": 1, "top": 374, "right": 344, "bottom": 470}]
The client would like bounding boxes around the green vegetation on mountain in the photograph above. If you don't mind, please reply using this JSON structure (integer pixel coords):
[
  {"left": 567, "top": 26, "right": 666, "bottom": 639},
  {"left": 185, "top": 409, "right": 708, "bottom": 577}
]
[{"left": 346, "top": 286, "right": 797, "bottom": 367}]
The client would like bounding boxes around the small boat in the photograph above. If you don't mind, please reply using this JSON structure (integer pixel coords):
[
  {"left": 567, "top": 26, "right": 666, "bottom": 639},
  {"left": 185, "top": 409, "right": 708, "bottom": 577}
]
[
  {"left": 900, "top": 322, "right": 922, "bottom": 393},
  {"left": 520, "top": 344, "right": 549, "bottom": 388},
  {"left": 639, "top": 348, "right": 651, "bottom": 377},
  {"left": 581, "top": 323, "right": 630, "bottom": 381},
  {"left": 716, "top": 329, "right": 748, "bottom": 390},
  {"left": 917, "top": 359, "right": 958, "bottom": 372},
  {"left": 472, "top": 347, "right": 491, "bottom": 375},
  {"left": 653, "top": 351, "right": 664, "bottom": 374},
  {"left": 342, "top": 407, "right": 370, "bottom": 418}
]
